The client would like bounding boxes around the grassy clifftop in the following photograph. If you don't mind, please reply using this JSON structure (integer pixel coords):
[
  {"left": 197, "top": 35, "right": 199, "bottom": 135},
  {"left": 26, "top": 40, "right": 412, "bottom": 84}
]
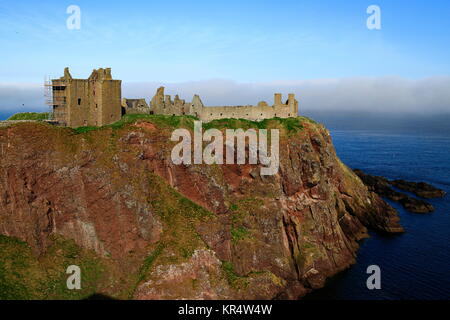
[
  {"left": 7, "top": 112, "right": 49, "bottom": 121},
  {"left": 4, "top": 113, "right": 317, "bottom": 134},
  {"left": 73, "top": 113, "right": 316, "bottom": 134}
]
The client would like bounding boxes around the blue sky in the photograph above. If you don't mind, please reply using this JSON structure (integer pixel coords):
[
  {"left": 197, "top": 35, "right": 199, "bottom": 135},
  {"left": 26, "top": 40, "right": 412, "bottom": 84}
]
[
  {"left": 1, "top": 0, "right": 449, "bottom": 83},
  {"left": 0, "top": 0, "right": 449, "bottom": 118}
]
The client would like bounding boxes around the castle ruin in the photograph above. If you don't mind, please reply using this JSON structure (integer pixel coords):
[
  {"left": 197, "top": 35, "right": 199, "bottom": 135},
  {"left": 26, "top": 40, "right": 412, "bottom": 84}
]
[
  {"left": 49, "top": 67, "right": 122, "bottom": 127},
  {"left": 121, "top": 98, "right": 149, "bottom": 115},
  {"left": 48, "top": 68, "right": 299, "bottom": 127},
  {"left": 150, "top": 87, "right": 298, "bottom": 122}
]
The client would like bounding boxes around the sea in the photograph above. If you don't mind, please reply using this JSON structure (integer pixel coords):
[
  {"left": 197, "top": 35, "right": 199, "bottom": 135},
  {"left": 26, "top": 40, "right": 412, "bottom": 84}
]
[{"left": 305, "top": 130, "right": 450, "bottom": 300}]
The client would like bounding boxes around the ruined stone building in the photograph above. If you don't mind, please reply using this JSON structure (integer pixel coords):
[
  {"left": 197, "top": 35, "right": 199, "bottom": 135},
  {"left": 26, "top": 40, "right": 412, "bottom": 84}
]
[
  {"left": 49, "top": 68, "right": 122, "bottom": 127},
  {"left": 150, "top": 87, "right": 299, "bottom": 122},
  {"left": 121, "top": 98, "right": 150, "bottom": 115},
  {"left": 48, "top": 68, "right": 299, "bottom": 127}
]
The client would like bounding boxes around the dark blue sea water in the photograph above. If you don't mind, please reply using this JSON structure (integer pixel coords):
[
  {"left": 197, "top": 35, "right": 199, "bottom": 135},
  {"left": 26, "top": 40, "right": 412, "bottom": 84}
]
[{"left": 306, "top": 130, "right": 450, "bottom": 300}]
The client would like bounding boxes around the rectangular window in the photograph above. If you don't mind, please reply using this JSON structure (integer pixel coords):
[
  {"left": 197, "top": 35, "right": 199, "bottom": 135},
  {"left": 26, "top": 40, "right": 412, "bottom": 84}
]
[{"left": 78, "top": 98, "right": 81, "bottom": 105}]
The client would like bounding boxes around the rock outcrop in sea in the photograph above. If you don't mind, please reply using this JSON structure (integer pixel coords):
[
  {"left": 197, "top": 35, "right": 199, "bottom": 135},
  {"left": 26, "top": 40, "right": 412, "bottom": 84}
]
[{"left": 353, "top": 169, "right": 445, "bottom": 214}]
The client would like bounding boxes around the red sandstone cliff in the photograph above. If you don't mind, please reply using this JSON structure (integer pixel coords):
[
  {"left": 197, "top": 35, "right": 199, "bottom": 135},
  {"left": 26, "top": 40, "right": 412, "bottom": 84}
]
[{"left": 0, "top": 118, "right": 403, "bottom": 299}]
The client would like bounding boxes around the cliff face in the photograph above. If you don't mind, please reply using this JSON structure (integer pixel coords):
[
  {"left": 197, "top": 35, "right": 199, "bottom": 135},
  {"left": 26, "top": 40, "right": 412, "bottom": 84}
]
[{"left": 0, "top": 117, "right": 403, "bottom": 300}]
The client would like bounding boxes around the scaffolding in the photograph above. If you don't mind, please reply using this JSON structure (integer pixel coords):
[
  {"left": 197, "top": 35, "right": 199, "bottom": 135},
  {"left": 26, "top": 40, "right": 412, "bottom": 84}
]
[{"left": 44, "top": 76, "right": 67, "bottom": 121}]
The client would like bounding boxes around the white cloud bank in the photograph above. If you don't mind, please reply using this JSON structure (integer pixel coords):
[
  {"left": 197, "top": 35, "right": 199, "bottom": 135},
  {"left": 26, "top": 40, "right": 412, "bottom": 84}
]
[{"left": 1, "top": 76, "right": 450, "bottom": 115}]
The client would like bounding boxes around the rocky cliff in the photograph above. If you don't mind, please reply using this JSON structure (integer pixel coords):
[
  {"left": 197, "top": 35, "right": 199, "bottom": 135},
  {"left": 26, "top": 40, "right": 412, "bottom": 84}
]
[{"left": 0, "top": 116, "right": 403, "bottom": 300}]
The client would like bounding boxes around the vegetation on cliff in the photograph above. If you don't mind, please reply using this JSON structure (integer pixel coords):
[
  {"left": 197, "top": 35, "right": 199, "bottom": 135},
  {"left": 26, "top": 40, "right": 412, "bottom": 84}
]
[
  {"left": 0, "top": 234, "right": 108, "bottom": 300},
  {"left": 71, "top": 114, "right": 311, "bottom": 134},
  {"left": 7, "top": 112, "right": 49, "bottom": 121}
]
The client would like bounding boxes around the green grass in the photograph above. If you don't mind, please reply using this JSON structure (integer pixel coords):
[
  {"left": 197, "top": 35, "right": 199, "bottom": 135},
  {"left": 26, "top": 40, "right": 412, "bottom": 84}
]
[
  {"left": 0, "top": 234, "right": 109, "bottom": 300},
  {"left": 8, "top": 112, "right": 50, "bottom": 121},
  {"left": 231, "top": 226, "right": 251, "bottom": 243},
  {"left": 136, "top": 244, "right": 165, "bottom": 284},
  {"left": 221, "top": 261, "right": 249, "bottom": 289},
  {"left": 228, "top": 198, "right": 263, "bottom": 244},
  {"left": 111, "top": 114, "right": 198, "bottom": 130},
  {"left": 71, "top": 114, "right": 199, "bottom": 134},
  {"left": 0, "top": 236, "right": 34, "bottom": 299},
  {"left": 72, "top": 126, "right": 98, "bottom": 134},
  {"left": 230, "top": 198, "right": 263, "bottom": 223},
  {"left": 71, "top": 114, "right": 310, "bottom": 135},
  {"left": 203, "top": 116, "right": 304, "bottom": 132}
]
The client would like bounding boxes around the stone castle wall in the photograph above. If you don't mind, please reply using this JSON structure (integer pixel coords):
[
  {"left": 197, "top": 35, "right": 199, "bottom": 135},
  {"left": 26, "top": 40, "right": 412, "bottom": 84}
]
[
  {"left": 50, "top": 68, "right": 299, "bottom": 127},
  {"left": 149, "top": 87, "right": 299, "bottom": 122},
  {"left": 121, "top": 99, "right": 150, "bottom": 115},
  {"left": 51, "top": 68, "right": 121, "bottom": 127}
]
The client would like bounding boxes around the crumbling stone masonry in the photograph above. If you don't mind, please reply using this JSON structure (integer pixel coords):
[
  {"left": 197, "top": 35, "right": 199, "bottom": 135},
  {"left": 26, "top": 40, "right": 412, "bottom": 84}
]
[
  {"left": 121, "top": 98, "right": 150, "bottom": 115},
  {"left": 150, "top": 87, "right": 299, "bottom": 122},
  {"left": 49, "top": 68, "right": 299, "bottom": 127},
  {"left": 51, "top": 68, "right": 122, "bottom": 127}
]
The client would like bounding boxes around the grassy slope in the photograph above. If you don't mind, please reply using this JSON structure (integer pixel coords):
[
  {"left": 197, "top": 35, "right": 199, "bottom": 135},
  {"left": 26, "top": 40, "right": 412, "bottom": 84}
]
[
  {"left": 0, "top": 234, "right": 108, "bottom": 300},
  {"left": 7, "top": 112, "right": 50, "bottom": 121},
  {"left": 73, "top": 113, "right": 314, "bottom": 134}
]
